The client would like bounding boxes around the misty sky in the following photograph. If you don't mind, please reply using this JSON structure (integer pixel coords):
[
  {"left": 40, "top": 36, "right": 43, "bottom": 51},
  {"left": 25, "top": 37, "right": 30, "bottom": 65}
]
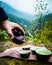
[{"left": 0, "top": 0, "right": 52, "bottom": 14}]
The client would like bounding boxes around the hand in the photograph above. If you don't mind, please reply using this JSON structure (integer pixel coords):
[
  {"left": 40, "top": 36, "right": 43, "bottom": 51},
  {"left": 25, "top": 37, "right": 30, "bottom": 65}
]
[{"left": 2, "top": 20, "right": 25, "bottom": 39}]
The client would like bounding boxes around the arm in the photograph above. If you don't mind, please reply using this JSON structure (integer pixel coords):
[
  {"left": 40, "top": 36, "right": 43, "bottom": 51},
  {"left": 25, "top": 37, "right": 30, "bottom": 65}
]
[
  {"left": 0, "top": 7, "right": 8, "bottom": 23},
  {"left": 0, "top": 7, "right": 25, "bottom": 39}
]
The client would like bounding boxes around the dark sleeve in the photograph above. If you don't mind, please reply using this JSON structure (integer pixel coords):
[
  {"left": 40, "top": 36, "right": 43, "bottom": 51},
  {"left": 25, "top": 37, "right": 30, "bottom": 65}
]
[{"left": 0, "top": 7, "right": 8, "bottom": 22}]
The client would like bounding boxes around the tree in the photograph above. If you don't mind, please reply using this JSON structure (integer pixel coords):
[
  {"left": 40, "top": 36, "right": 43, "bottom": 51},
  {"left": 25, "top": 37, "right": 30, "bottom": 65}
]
[{"left": 34, "top": 0, "right": 48, "bottom": 37}]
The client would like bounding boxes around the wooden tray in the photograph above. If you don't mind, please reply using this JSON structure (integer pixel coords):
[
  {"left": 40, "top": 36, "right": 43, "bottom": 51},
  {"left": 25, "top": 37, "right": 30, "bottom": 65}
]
[{"left": 0, "top": 45, "right": 52, "bottom": 64}]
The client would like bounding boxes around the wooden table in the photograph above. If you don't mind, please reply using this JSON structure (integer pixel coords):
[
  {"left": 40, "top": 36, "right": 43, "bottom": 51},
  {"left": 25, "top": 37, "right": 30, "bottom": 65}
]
[{"left": 0, "top": 45, "right": 52, "bottom": 64}]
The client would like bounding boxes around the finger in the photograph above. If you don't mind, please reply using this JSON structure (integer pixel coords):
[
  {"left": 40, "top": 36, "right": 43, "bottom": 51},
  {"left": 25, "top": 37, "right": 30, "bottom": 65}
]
[
  {"left": 6, "top": 29, "right": 14, "bottom": 39},
  {"left": 18, "top": 27, "right": 25, "bottom": 35},
  {"left": 15, "top": 25, "right": 25, "bottom": 35}
]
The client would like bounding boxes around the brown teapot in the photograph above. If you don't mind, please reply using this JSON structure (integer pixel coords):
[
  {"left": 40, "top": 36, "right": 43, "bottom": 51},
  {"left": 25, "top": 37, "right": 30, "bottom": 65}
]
[{"left": 12, "top": 28, "right": 25, "bottom": 44}]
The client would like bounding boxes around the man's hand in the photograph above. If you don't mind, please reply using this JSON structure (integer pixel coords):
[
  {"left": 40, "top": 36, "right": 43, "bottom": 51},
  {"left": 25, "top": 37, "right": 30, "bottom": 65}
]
[{"left": 2, "top": 20, "right": 25, "bottom": 39}]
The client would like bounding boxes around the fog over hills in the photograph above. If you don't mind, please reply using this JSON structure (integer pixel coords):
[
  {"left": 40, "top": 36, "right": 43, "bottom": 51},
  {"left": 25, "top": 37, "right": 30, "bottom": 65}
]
[{"left": 0, "top": 1, "right": 35, "bottom": 21}]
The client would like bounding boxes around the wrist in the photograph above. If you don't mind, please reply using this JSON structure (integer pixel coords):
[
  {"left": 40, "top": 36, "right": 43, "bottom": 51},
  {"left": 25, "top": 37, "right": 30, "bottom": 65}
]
[{"left": 0, "top": 20, "right": 8, "bottom": 28}]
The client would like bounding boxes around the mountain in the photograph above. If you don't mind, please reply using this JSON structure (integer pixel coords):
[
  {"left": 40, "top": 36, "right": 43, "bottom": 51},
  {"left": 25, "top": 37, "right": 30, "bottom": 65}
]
[
  {"left": 0, "top": 1, "right": 34, "bottom": 30},
  {"left": 0, "top": 1, "right": 35, "bottom": 21},
  {"left": 8, "top": 13, "right": 33, "bottom": 29},
  {"left": 44, "top": 13, "right": 52, "bottom": 21}
]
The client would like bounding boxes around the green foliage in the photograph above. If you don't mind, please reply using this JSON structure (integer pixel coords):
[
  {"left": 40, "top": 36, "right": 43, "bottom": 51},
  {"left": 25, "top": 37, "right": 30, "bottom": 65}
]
[
  {"left": 34, "top": 0, "right": 48, "bottom": 37},
  {"left": 40, "top": 19, "right": 52, "bottom": 43},
  {"left": 25, "top": 13, "right": 52, "bottom": 45},
  {"left": 0, "top": 30, "right": 10, "bottom": 41}
]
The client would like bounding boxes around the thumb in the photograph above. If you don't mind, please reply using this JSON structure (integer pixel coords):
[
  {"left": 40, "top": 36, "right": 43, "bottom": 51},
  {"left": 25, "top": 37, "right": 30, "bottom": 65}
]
[{"left": 6, "top": 29, "right": 14, "bottom": 39}]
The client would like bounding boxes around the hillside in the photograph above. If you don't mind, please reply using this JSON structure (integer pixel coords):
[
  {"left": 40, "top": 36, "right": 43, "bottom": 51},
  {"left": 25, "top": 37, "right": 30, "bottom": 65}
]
[
  {"left": 0, "top": 1, "right": 35, "bottom": 21},
  {"left": 44, "top": 13, "right": 52, "bottom": 21},
  {"left": 0, "top": 1, "right": 52, "bottom": 31},
  {"left": 8, "top": 13, "right": 32, "bottom": 29},
  {"left": 0, "top": 1, "right": 33, "bottom": 30}
]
